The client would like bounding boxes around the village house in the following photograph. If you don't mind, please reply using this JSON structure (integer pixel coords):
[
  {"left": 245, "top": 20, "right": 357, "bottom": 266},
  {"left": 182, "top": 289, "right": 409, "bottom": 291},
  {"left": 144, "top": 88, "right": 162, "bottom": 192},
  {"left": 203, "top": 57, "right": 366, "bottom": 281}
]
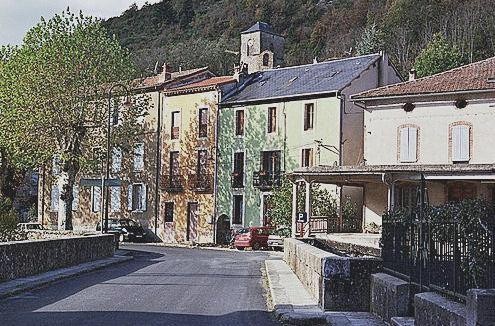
[
  {"left": 216, "top": 22, "right": 402, "bottom": 232},
  {"left": 159, "top": 76, "right": 235, "bottom": 244},
  {"left": 290, "top": 56, "right": 495, "bottom": 235},
  {"left": 37, "top": 65, "right": 216, "bottom": 239}
]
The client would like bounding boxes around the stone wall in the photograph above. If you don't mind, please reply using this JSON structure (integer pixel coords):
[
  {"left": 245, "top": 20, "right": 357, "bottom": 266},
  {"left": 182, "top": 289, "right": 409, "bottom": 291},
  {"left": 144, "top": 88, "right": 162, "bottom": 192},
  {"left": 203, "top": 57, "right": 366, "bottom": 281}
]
[
  {"left": 0, "top": 234, "right": 115, "bottom": 282},
  {"left": 284, "top": 238, "right": 382, "bottom": 311}
]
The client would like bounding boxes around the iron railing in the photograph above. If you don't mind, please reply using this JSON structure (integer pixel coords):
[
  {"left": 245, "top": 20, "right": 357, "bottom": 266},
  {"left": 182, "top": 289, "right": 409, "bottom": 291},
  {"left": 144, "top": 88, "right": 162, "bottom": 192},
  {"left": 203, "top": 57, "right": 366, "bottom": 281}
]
[
  {"left": 161, "top": 174, "right": 185, "bottom": 193},
  {"left": 253, "top": 171, "right": 283, "bottom": 190},
  {"left": 382, "top": 210, "right": 495, "bottom": 300},
  {"left": 188, "top": 173, "right": 213, "bottom": 193},
  {"left": 296, "top": 215, "right": 362, "bottom": 234}
]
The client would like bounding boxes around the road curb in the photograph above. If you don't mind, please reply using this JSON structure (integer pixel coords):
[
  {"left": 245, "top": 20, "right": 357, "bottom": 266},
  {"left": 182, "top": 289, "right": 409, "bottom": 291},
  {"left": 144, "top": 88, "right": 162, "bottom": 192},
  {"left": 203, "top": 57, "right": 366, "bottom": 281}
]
[
  {"left": 264, "top": 260, "right": 327, "bottom": 325},
  {"left": 0, "top": 255, "right": 133, "bottom": 300}
]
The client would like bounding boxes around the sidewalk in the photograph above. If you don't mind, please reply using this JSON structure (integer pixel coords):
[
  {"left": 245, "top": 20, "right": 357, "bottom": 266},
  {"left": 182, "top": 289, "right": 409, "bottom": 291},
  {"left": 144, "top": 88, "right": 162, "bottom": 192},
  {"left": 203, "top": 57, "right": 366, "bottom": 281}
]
[
  {"left": 265, "top": 257, "right": 386, "bottom": 326},
  {"left": 0, "top": 251, "right": 132, "bottom": 299}
]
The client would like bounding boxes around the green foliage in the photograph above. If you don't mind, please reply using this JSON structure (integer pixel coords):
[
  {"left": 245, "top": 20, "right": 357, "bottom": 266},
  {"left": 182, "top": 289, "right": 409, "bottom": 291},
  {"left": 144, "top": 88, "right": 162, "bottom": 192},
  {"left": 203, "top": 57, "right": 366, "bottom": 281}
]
[
  {"left": 414, "top": 34, "right": 465, "bottom": 78},
  {"left": 267, "top": 177, "right": 338, "bottom": 231},
  {"left": 0, "top": 196, "right": 25, "bottom": 242},
  {"left": 101, "top": 0, "right": 495, "bottom": 76}
]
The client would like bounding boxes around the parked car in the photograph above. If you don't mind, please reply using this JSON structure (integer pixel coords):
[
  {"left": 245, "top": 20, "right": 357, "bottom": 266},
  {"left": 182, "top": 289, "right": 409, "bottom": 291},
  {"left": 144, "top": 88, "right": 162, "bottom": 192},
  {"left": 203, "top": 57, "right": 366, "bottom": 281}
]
[
  {"left": 17, "top": 222, "right": 44, "bottom": 232},
  {"left": 234, "top": 226, "right": 273, "bottom": 250},
  {"left": 97, "top": 219, "right": 147, "bottom": 242},
  {"left": 267, "top": 227, "right": 291, "bottom": 250}
]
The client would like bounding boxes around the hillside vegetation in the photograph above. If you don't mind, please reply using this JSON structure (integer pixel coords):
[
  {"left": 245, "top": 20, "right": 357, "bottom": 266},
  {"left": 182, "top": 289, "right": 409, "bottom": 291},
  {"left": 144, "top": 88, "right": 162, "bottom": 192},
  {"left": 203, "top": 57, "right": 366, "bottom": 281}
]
[{"left": 103, "top": 0, "right": 495, "bottom": 76}]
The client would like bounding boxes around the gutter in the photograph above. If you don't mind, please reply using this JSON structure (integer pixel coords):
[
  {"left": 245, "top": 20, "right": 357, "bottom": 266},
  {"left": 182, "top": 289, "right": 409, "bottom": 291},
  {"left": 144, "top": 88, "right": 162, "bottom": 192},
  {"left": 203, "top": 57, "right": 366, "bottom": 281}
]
[
  {"left": 212, "top": 87, "right": 222, "bottom": 244},
  {"left": 351, "top": 88, "right": 495, "bottom": 102},
  {"left": 220, "top": 90, "right": 339, "bottom": 108},
  {"left": 153, "top": 91, "right": 162, "bottom": 238}
]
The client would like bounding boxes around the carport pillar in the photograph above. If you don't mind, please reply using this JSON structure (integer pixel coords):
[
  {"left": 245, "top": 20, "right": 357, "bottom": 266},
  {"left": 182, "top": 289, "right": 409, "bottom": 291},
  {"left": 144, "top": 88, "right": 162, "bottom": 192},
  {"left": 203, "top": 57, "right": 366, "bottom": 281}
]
[
  {"left": 291, "top": 182, "right": 298, "bottom": 237},
  {"left": 304, "top": 181, "right": 311, "bottom": 237}
]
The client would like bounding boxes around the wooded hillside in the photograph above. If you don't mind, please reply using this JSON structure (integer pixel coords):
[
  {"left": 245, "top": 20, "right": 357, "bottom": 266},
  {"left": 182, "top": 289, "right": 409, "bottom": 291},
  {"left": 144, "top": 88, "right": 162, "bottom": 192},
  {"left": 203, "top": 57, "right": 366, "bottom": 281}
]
[{"left": 103, "top": 0, "right": 495, "bottom": 77}]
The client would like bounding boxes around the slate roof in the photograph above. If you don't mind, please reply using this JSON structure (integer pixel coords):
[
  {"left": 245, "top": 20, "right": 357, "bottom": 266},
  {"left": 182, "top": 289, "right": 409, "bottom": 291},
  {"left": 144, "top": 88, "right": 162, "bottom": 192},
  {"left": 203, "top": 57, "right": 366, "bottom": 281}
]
[
  {"left": 352, "top": 56, "right": 495, "bottom": 100},
  {"left": 241, "top": 22, "right": 279, "bottom": 35},
  {"left": 222, "top": 54, "right": 381, "bottom": 105}
]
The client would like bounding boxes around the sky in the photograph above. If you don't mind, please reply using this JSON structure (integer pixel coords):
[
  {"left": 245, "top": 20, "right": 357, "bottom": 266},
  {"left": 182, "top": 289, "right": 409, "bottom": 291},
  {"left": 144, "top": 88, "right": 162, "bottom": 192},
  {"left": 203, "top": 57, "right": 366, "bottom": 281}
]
[{"left": 0, "top": 0, "right": 162, "bottom": 46}]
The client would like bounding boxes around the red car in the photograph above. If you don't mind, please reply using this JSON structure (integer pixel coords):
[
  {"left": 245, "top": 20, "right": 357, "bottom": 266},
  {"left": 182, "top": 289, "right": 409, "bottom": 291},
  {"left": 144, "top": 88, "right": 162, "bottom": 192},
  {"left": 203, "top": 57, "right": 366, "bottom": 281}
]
[{"left": 234, "top": 226, "right": 273, "bottom": 250}]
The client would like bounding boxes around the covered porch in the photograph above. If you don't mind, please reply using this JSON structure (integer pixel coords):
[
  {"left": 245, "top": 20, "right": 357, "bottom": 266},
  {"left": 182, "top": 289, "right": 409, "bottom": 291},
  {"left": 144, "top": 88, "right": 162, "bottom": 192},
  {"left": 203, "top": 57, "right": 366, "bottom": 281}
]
[{"left": 289, "top": 164, "right": 495, "bottom": 239}]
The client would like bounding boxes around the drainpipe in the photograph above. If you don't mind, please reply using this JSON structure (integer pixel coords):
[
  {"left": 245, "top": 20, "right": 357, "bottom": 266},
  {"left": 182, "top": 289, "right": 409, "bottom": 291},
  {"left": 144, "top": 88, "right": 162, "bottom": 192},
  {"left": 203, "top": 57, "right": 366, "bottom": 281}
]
[
  {"left": 153, "top": 90, "right": 163, "bottom": 240},
  {"left": 283, "top": 102, "right": 287, "bottom": 172},
  {"left": 338, "top": 92, "right": 344, "bottom": 166},
  {"left": 212, "top": 88, "right": 222, "bottom": 244}
]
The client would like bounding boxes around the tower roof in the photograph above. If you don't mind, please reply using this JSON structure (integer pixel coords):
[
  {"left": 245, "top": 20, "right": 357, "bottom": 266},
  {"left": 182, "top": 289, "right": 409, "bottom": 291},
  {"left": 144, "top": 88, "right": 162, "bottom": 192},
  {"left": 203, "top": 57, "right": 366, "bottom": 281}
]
[{"left": 241, "top": 22, "right": 280, "bottom": 36}]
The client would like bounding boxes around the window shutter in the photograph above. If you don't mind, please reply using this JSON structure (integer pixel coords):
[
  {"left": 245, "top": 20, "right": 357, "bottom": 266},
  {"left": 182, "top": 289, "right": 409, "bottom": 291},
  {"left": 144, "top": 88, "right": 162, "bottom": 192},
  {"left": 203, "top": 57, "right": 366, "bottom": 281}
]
[
  {"left": 110, "top": 186, "right": 121, "bottom": 212},
  {"left": 141, "top": 185, "right": 147, "bottom": 211},
  {"left": 72, "top": 185, "right": 79, "bottom": 211},
  {"left": 399, "top": 128, "right": 409, "bottom": 162},
  {"left": 51, "top": 185, "right": 59, "bottom": 211},
  {"left": 408, "top": 127, "right": 417, "bottom": 162},
  {"left": 112, "top": 148, "right": 122, "bottom": 173},
  {"left": 134, "top": 144, "right": 144, "bottom": 171},
  {"left": 127, "top": 186, "right": 133, "bottom": 211},
  {"left": 92, "top": 186, "right": 102, "bottom": 213},
  {"left": 453, "top": 125, "right": 470, "bottom": 161}
]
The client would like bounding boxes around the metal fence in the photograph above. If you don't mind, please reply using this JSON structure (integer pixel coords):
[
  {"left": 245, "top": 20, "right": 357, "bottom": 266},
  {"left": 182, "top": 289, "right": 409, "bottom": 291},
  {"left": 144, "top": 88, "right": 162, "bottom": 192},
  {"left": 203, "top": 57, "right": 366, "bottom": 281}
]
[
  {"left": 296, "top": 215, "right": 362, "bottom": 234},
  {"left": 382, "top": 210, "right": 495, "bottom": 300}
]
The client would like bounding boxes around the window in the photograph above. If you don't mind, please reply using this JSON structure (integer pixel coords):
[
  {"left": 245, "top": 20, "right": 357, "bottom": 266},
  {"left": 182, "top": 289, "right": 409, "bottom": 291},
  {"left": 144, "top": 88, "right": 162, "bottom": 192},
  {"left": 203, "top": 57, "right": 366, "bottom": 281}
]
[
  {"left": 399, "top": 126, "right": 418, "bottom": 163},
  {"left": 171, "top": 111, "right": 181, "bottom": 139},
  {"left": 304, "top": 103, "right": 314, "bottom": 130},
  {"left": 50, "top": 185, "right": 59, "bottom": 211},
  {"left": 112, "top": 147, "right": 122, "bottom": 173},
  {"left": 235, "top": 110, "right": 245, "bottom": 136},
  {"left": 267, "top": 107, "right": 277, "bottom": 133},
  {"left": 197, "top": 150, "right": 208, "bottom": 175},
  {"left": 451, "top": 124, "right": 470, "bottom": 162},
  {"left": 262, "top": 53, "right": 270, "bottom": 66},
  {"left": 199, "top": 108, "right": 208, "bottom": 138},
  {"left": 447, "top": 182, "right": 476, "bottom": 202},
  {"left": 72, "top": 186, "right": 79, "bottom": 211},
  {"left": 233, "top": 195, "right": 243, "bottom": 225},
  {"left": 169, "top": 151, "right": 180, "bottom": 176},
  {"left": 52, "top": 155, "right": 61, "bottom": 176},
  {"left": 134, "top": 143, "right": 144, "bottom": 171},
  {"left": 92, "top": 186, "right": 102, "bottom": 213},
  {"left": 128, "top": 184, "right": 146, "bottom": 212},
  {"left": 233, "top": 152, "right": 244, "bottom": 188},
  {"left": 165, "top": 202, "right": 174, "bottom": 223},
  {"left": 110, "top": 186, "right": 121, "bottom": 212},
  {"left": 261, "top": 151, "right": 281, "bottom": 174},
  {"left": 301, "top": 148, "right": 314, "bottom": 167}
]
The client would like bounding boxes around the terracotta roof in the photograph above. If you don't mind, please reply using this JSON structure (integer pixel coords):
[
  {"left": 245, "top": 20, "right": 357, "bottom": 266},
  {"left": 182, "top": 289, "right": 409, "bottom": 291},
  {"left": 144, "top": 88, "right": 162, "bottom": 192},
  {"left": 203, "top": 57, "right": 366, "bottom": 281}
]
[
  {"left": 352, "top": 56, "right": 495, "bottom": 100},
  {"left": 164, "top": 76, "right": 236, "bottom": 94},
  {"left": 133, "top": 67, "right": 210, "bottom": 90}
]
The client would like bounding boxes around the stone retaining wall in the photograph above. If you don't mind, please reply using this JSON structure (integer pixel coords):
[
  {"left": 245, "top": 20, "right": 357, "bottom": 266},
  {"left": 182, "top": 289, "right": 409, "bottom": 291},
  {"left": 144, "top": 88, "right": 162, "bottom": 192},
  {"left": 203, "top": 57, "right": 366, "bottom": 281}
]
[
  {"left": 284, "top": 238, "right": 382, "bottom": 311},
  {"left": 0, "top": 234, "right": 115, "bottom": 282}
]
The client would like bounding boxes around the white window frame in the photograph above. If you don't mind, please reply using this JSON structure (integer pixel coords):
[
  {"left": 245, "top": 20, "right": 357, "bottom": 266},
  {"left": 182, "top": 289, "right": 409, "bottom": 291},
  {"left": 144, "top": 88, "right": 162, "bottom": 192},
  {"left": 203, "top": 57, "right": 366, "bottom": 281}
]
[
  {"left": 302, "top": 102, "right": 316, "bottom": 132},
  {"left": 267, "top": 106, "right": 278, "bottom": 135},
  {"left": 451, "top": 124, "right": 470, "bottom": 162},
  {"left": 171, "top": 110, "right": 181, "bottom": 140},
  {"left": 399, "top": 126, "right": 418, "bottom": 163}
]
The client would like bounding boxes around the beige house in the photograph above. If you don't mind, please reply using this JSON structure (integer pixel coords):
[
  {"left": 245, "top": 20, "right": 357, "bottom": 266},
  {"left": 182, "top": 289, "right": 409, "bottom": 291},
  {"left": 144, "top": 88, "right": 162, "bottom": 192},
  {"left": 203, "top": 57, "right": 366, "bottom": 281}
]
[
  {"left": 37, "top": 66, "right": 216, "bottom": 240},
  {"left": 291, "top": 56, "right": 495, "bottom": 232}
]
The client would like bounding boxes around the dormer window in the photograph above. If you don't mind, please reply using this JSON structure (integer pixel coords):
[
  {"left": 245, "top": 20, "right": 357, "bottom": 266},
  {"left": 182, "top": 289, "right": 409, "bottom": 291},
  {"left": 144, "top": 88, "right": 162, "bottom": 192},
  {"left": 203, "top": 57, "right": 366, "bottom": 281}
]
[{"left": 247, "top": 39, "right": 254, "bottom": 56}]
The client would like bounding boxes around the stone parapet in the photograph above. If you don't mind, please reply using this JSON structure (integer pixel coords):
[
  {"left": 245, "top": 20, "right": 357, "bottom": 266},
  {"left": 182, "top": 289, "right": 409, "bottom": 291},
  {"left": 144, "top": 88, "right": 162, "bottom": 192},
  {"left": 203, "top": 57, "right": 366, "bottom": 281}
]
[
  {"left": 466, "top": 288, "right": 495, "bottom": 326},
  {"left": 370, "top": 273, "right": 410, "bottom": 322},
  {"left": 0, "top": 234, "right": 115, "bottom": 282},
  {"left": 414, "top": 292, "right": 465, "bottom": 326}
]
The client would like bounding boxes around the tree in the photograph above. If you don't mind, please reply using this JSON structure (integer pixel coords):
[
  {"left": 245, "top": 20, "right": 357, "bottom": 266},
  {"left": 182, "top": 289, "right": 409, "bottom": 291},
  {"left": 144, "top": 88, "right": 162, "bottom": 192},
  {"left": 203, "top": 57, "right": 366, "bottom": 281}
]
[
  {"left": 356, "top": 22, "right": 384, "bottom": 55},
  {"left": 0, "top": 10, "right": 149, "bottom": 230},
  {"left": 414, "top": 33, "right": 465, "bottom": 78}
]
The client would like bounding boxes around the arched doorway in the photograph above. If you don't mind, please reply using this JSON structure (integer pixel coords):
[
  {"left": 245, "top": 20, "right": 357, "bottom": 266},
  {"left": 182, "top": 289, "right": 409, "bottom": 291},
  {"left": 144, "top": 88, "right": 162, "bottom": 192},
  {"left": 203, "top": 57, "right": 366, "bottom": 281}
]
[{"left": 216, "top": 214, "right": 230, "bottom": 245}]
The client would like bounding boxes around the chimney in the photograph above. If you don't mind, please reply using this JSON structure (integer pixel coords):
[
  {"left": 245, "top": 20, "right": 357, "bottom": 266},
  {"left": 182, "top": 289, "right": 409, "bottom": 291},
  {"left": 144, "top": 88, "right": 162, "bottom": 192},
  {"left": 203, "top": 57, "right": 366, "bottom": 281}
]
[
  {"left": 233, "top": 63, "right": 249, "bottom": 83},
  {"left": 409, "top": 68, "right": 417, "bottom": 81},
  {"left": 162, "top": 63, "right": 173, "bottom": 81}
]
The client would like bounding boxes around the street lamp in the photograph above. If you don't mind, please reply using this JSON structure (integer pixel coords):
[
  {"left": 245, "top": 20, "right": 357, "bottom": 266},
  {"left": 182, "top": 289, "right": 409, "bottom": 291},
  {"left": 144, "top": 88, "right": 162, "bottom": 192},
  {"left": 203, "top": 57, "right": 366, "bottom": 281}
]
[{"left": 103, "top": 83, "right": 130, "bottom": 233}]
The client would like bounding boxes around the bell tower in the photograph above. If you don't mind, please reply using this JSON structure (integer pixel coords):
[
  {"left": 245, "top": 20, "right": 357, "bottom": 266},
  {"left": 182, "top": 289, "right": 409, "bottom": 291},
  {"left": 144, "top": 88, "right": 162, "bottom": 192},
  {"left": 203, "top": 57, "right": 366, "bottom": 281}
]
[{"left": 240, "top": 22, "right": 285, "bottom": 74}]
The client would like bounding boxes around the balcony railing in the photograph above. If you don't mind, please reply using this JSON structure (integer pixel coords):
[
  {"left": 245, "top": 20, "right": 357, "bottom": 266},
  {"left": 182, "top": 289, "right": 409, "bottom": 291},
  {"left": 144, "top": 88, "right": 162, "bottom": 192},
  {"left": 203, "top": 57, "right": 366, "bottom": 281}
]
[
  {"left": 161, "top": 174, "right": 184, "bottom": 193},
  {"left": 188, "top": 173, "right": 213, "bottom": 193},
  {"left": 253, "top": 171, "right": 283, "bottom": 190},
  {"left": 231, "top": 172, "right": 244, "bottom": 188}
]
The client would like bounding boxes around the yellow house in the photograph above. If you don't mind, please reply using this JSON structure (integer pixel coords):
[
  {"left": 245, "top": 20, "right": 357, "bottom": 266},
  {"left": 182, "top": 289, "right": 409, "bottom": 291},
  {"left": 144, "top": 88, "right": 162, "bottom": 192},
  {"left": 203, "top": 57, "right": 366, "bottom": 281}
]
[{"left": 159, "top": 77, "right": 235, "bottom": 243}]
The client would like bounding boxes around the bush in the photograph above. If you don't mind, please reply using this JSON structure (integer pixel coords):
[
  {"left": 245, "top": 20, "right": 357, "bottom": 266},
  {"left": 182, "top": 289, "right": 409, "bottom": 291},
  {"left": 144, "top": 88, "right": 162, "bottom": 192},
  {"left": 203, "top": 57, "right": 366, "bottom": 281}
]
[{"left": 0, "top": 196, "right": 26, "bottom": 242}]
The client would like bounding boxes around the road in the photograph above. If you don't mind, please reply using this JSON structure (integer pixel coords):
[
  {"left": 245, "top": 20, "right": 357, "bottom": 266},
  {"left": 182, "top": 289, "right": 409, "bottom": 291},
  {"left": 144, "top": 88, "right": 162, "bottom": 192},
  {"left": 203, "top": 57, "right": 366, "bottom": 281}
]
[{"left": 0, "top": 245, "right": 281, "bottom": 326}]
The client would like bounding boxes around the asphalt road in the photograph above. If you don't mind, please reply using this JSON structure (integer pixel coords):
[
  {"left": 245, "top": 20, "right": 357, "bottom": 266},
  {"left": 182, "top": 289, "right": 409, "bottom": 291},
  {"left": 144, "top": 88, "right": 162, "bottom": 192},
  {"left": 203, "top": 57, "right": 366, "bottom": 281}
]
[{"left": 0, "top": 245, "right": 281, "bottom": 326}]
